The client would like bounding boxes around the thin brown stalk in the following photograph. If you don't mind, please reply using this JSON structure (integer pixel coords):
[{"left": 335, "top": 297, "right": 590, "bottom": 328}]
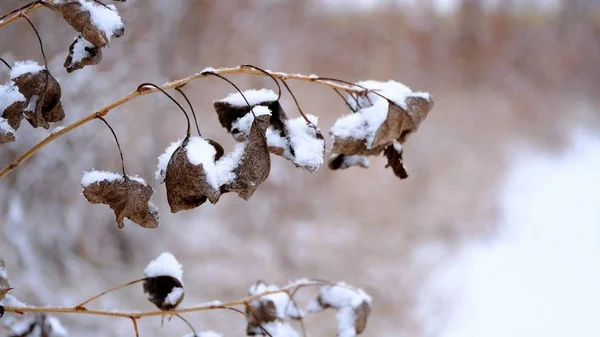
[
  {"left": 3, "top": 280, "right": 330, "bottom": 319},
  {"left": 0, "top": 1, "right": 42, "bottom": 28},
  {"left": 75, "top": 278, "right": 147, "bottom": 309},
  {"left": 0, "top": 66, "right": 371, "bottom": 180},
  {"left": 131, "top": 317, "right": 140, "bottom": 337}
]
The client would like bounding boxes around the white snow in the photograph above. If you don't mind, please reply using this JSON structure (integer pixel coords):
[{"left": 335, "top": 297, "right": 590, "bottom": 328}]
[
  {"left": 164, "top": 287, "right": 184, "bottom": 305},
  {"left": 71, "top": 36, "right": 95, "bottom": 64},
  {"left": 440, "top": 130, "right": 600, "bottom": 337},
  {"left": 337, "top": 306, "right": 358, "bottom": 337},
  {"left": 0, "top": 81, "right": 26, "bottom": 111},
  {"left": 186, "top": 136, "right": 219, "bottom": 189},
  {"left": 10, "top": 60, "right": 44, "bottom": 79},
  {"left": 43, "top": 316, "right": 68, "bottom": 337},
  {"left": 349, "top": 79, "right": 412, "bottom": 110},
  {"left": 143, "top": 252, "right": 183, "bottom": 285},
  {"left": 231, "top": 105, "right": 271, "bottom": 138},
  {"left": 81, "top": 170, "right": 146, "bottom": 187},
  {"left": 0, "top": 294, "right": 27, "bottom": 308},
  {"left": 50, "top": 126, "right": 65, "bottom": 135},
  {"left": 330, "top": 154, "right": 370, "bottom": 169},
  {"left": 307, "top": 282, "right": 371, "bottom": 312},
  {"left": 215, "top": 142, "right": 246, "bottom": 186},
  {"left": 285, "top": 115, "right": 324, "bottom": 171},
  {"left": 156, "top": 139, "right": 183, "bottom": 182},
  {"left": 217, "top": 88, "right": 278, "bottom": 107},
  {"left": 183, "top": 332, "right": 222, "bottom": 337},
  {"left": 262, "top": 322, "right": 300, "bottom": 337},
  {"left": 0, "top": 117, "right": 16, "bottom": 136},
  {"left": 79, "top": 0, "right": 124, "bottom": 41},
  {"left": 248, "top": 282, "right": 303, "bottom": 319},
  {"left": 330, "top": 100, "right": 389, "bottom": 148}
]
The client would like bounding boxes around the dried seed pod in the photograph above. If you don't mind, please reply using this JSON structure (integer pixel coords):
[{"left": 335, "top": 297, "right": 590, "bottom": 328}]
[
  {"left": 43, "top": 0, "right": 125, "bottom": 48},
  {"left": 328, "top": 154, "right": 370, "bottom": 170},
  {"left": 0, "top": 81, "right": 26, "bottom": 131},
  {"left": 220, "top": 114, "right": 271, "bottom": 200},
  {"left": 164, "top": 137, "right": 223, "bottom": 212},
  {"left": 143, "top": 252, "right": 184, "bottom": 311},
  {"left": 307, "top": 282, "right": 373, "bottom": 337},
  {"left": 64, "top": 35, "right": 103, "bottom": 73},
  {"left": 81, "top": 171, "right": 160, "bottom": 229},
  {"left": 384, "top": 141, "right": 408, "bottom": 179},
  {"left": 11, "top": 62, "right": 64, "bottom": 130}
]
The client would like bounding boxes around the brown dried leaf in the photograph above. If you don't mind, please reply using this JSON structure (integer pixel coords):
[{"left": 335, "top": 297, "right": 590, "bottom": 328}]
[
  {"left": 43, "top": 1, "right": 124, "bottom": 48},
  {"left": 353, "top": 301, "right": 372, "bottom": 334},
  {"left": 328, "top": 153, "right": 369, "bottom": 170},
  {"left": 64, "top": 35, "right": 103, "bottom": 73},
  {"left": 82, "top": 173, "right": 159, "bottom": 229},
  {"left": 0, "top": 260, "right": 10, "bottom": 301},
  {"left": 331, "top": 94, "right": 433, "bottom": 157},
  {"left": 13, "top": 70, "right": 64, "bottom": 129},
  {"left": 1, "top": 82, "right": 26, "bottom": 131},
  {"left": 220, "top": 115, "right": 271, "bottom": 200},
  {"left": 246, "top": 300, "right": 277, "bottom": 336},
  {"left": 143, "top": 276, "right": 184, "bottom": 311},
  {"left": 0, "top": 120, "right": 15, "bottom": 144},
  {"left": 214, "top": 99, "right": 288, "bottom": 141},
  {"left": 384, "top": 142, "right": 408, "bottom": 179},
  {"left": 164, "top": 138, "right": 222, "bottom": 212}
]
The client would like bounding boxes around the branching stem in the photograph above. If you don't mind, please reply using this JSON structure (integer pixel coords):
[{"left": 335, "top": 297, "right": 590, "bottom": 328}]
[
  {"left": 0, "top": 66, "right": 372, "bottom": 180},
  {"left": 96, "top": 116, "right": 126, "bottom": 177}
]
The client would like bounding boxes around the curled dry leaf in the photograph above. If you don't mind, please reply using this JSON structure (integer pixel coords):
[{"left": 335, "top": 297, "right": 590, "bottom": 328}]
[
  {"left": 307, "top": 282, "right": 373, "bottom": 337},
  {"left": 246, "top": 280, "right": 303, "bottom": 336},
  {"left": 384, "top": 141, "right": 408, "bottom": 179},
  {"left": 11, "top": 62, "right": 64, "bottom": 130},
  {"left": 0, "top": 260, "right": 10, "bottom": 302},
  {"left": 0, "top": 81, "right": 26, "bottom": 131},
  {"left": 43, "top": 0, "right": 125, "bottom": 48},
  {"left": 0, "top": 118, "right": 16, "bottom": 144},
  {"left": 143, "top": 252, "right": 184, "bottom": 311},
  {"left": 328, "top": 154, "right": 369, "bottom": 170},
  {"left": 81, "top": 171, "right": 160, "bottom": 229},
  {"left": 220, "top": 114, "right": 271, "bottom": 200},
  {"left": 164, "top": 138, "right": 224, "bottom": 213},
  {"left": 64, "top": 35, "right": 103, "bottom": 73}
]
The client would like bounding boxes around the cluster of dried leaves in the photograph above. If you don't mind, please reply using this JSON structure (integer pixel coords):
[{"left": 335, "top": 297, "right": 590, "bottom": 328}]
[{"left": 1, "top": 0, "right": 124, "bottom": 143}]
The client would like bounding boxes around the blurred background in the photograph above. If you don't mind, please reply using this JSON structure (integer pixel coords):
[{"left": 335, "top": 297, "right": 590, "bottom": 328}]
[{"left": 1, "top": 0, "right": 599, "bottom": 336}]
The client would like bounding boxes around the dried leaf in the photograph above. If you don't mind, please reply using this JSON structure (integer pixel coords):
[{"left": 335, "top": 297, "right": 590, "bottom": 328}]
[
  {"left": 1, "top": 82, "right": 26, "bottom": 131},
  {"left": 164, "top": 138, "right": 223, "bottom": 212},
  {"left": 384, "top": 142, "right": 408, "bottom": 179},
  {"left": 44, "top": 1, "right": 125, "bottom": 48},
  {"left": 0, "top": 119, "right": 15, "bottom": 144},
  {"left": 64, "top": 35, "right": 103, "bottom": 73},
  {"left": 81, "top": 172, "right": 160, "bottom": 229},
  {"left": 143, "top": 276, "right": 184, "bottom": 311},
  {"left": 328, "top": 154, "right": 369, "bottom": 170},
  {"left": 0, "top": 260, "right": 9, "bottom": 302},
  {"left": 13, "top": 70, "right": 64, "bottom": 129},
  {"left": 330, "top": 94, "right": 433, "bottom": 157},
  {"left": 307, "top": 283, "right": 373, "bottom": 337},
  {"left": 246, "top": 280, "right": 302, "bottom": 336},
  {"left": 246, "top": 299, "right": 277, "bottom": 335},
  {"left": 220, "top": 115, "right": 271, "bottom": 200}
]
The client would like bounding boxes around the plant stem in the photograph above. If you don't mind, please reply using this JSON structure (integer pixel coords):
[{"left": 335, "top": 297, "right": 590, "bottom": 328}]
[
  {"left": 0, "top": 2, "right": 42, "bottom": 29},
  {"left": 0, "top": 66, "right": 371, "bottom": 180},
  {"left": 75, "top": 278, "right": 147, "bottom": 309},
  {"left": 2, "top": 280, "right": 329, "bottom": 319}
]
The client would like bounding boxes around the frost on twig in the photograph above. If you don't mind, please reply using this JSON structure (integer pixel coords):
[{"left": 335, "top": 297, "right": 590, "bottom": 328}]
[
  {"left": 81, "top": 170, "right": 160, "bottom": 229},
  {"left": 143, "top": 252, "right": 185, "bottom": 311}
]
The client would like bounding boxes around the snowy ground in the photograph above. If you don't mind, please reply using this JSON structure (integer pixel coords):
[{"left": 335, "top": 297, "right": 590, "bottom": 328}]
[{"left": 440, "top": 130, "right": 600, "bottom": 337}]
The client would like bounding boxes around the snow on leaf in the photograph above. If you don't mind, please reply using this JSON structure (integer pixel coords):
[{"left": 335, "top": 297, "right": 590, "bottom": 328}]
[{"left": 143, "top": 252, "right": 185, "bottom": 310}]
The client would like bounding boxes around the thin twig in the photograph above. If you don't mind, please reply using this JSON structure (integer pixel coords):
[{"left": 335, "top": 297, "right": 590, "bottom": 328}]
[
  {"left": 174, "top": 87, "right": 201, "bottom": 137},
  {"left": 0, "top": 1, "right": 42, "bottom": 28},
  {"left": 0, "top": 58, "right": 12, "bottom": 70},
  {"left": 3, "top": 280, "right": 330, "bottom": 319},
  {"left": 175, "top": 314, "right": 197, "bottom": 337},
  {"left": 280, "top": 79, "right": 311, "bottom": 124},
  {"left": 131, "top": 317, "right": 140, "bottom": 337},
  {"left": 333, "top": 88, "right": 358, "bottom": 112},
  {"left": 137, "top": 83, "right": 191, "bottom": 140},
  {"left": 0, "top": 66, "right": 371, "bottom": 180},
  {"left": 241, "top": 64, "right": 282, "bottom": 101},
  {"left": 75, "top": 278, "right": 147, "bottom": 309},
  {"left": 95, "top": 116, "right": 127, "bottom": 177},
  {"left": 20, "top": 14, "right": 47, "bottom": 69}
]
